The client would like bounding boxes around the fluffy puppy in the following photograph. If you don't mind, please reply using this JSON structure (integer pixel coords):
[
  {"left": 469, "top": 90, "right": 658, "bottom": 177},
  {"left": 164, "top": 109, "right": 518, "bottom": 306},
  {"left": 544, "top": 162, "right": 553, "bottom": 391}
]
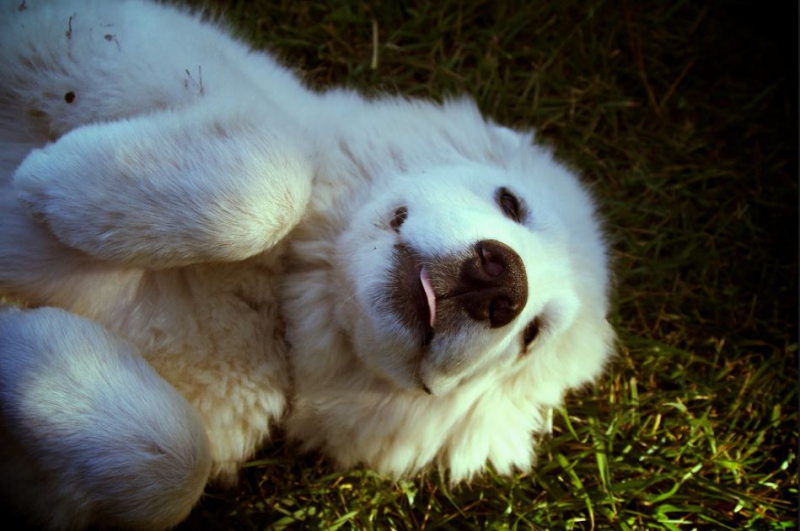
[{"left": 0, "top": 0, "right": 614, "bottom": 528}]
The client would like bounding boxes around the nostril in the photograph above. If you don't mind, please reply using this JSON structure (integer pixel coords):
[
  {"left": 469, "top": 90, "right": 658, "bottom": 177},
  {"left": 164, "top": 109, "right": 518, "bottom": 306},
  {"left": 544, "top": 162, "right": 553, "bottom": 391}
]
[
  {"left": 489, "top": 296, "right": 514, "bottom": 326},
  {"left": 480, "top": 245, "right": 505, "bottom": 277},
  {"left": 390, "top": 206, "right": 408, "bottom": 232},
  {"left": 458, "top": 239, "right": 529, "bottom": 328}
]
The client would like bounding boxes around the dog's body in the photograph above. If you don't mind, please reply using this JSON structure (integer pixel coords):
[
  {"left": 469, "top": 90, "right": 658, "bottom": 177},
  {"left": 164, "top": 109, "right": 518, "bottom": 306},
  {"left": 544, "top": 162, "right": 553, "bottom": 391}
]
[{"left": 0, "top": 1, "right": 614, "bottom": 528}]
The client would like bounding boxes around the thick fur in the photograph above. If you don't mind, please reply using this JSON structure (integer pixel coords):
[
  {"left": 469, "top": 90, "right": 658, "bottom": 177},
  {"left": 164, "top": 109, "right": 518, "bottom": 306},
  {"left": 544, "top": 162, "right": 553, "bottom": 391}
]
[{"left": 0, "top": 0, "right": 615, "bottom": 528}]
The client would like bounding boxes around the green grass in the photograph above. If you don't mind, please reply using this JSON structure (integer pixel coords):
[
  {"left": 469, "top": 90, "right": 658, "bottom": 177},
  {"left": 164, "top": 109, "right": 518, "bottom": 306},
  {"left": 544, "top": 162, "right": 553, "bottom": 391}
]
[{"left": 176, "top": 0, "right": 797, "bottom": 529}]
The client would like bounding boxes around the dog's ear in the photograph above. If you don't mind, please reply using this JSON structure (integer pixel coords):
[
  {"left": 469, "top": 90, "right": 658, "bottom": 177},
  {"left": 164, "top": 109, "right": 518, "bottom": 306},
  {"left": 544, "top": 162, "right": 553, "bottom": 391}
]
[{"left": 489, "top": 123, "right": 535, "bottom": 157}]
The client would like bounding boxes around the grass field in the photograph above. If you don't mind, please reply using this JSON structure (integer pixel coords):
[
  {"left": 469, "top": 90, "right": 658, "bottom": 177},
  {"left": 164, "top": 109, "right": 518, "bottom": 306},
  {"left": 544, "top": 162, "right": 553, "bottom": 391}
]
[{"left": 173, "top": 0, "right": 798, "bottom": 529}]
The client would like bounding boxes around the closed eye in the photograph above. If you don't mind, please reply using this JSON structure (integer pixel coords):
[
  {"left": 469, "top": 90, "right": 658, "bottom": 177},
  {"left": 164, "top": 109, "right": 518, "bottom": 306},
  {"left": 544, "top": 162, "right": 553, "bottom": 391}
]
[{"left": 496, "top": 187, "right": 526, "bottom": 224}]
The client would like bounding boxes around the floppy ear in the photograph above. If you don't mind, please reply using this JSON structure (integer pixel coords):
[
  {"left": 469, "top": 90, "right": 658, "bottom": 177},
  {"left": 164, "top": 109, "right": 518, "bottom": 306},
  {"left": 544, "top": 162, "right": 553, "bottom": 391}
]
[{"left": 489, "top": 123, "right": 535, "bottom": 157}]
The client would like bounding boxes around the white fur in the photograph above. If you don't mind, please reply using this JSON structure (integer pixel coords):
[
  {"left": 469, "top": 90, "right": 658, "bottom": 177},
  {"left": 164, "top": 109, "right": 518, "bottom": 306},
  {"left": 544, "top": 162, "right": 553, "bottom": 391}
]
[
  {"left": 0, "top": 0, "right": 614, "bottom": 528},
  {"left": 0, "top": 306, "right": 211, "bottom": 529}
]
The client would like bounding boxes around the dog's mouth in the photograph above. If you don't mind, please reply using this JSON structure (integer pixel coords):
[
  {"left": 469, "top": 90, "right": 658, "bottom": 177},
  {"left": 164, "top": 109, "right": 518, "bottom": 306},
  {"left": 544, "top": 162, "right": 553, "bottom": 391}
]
[
  {"left": 420, "top": 267, "right": 437, "bottom": 329},
  {"left": 390, "top": 244, "right": 437, "bottom": 347}
]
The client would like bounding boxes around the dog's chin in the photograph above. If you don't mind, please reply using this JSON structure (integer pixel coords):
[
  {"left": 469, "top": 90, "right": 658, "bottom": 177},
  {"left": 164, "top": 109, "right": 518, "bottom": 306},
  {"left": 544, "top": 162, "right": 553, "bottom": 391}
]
[
  {"left": 346, "top": 301, "right": 433, "bottom": 395},
  {"left": 354, "top": 302, "right": 481, "bottom": 397}
]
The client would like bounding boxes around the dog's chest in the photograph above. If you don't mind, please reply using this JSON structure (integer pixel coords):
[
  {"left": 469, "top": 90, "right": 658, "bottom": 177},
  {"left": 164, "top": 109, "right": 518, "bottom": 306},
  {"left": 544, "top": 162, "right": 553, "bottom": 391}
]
[{"left": 124, "top": 255, "right": 291, "bottom": 475}]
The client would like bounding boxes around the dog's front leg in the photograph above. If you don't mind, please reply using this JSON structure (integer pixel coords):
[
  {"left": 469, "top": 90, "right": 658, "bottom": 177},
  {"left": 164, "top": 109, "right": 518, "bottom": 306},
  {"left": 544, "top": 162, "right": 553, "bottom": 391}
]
[
  {"left": 12, "top": 103, "right": 314, "bottom": 269},
  {"left": 0, "top": 306, "right": 212, "bottom": 529}
]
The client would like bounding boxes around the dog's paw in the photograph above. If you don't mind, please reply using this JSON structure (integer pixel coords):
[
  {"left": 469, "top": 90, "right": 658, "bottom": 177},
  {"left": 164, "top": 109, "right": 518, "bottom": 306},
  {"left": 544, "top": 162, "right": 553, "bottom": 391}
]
[
  {"left": 13, "top": 144, "right": 79, "bottom": 227},
  {"left": 0, "top": 306, "right": 212, "bottom": 529},
  {"left": 12, "top": 136, "right": 125, "bottom": 261}
]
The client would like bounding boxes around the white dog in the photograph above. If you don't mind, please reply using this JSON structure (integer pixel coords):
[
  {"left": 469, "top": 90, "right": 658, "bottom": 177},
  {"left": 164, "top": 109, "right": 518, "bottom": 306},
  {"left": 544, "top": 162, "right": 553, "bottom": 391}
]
[{"left": 0, "top": 0, "right": 615, "bottom": 528}]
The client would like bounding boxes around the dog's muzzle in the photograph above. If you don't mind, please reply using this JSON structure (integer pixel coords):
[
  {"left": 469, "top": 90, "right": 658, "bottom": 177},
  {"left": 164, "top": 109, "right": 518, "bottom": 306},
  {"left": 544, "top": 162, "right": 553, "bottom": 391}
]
[
  {"left": 390, "top": 239, "right": 528, "bottom": 344},
  {"left": 452, "top": 239, "right": 528, "bottom": 328}
]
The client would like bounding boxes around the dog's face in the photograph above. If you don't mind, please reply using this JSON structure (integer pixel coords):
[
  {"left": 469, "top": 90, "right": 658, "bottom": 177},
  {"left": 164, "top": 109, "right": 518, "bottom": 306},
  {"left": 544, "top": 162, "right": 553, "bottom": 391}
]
[{"left": 335, "top": 135, "right": 605, "bottom": 396}]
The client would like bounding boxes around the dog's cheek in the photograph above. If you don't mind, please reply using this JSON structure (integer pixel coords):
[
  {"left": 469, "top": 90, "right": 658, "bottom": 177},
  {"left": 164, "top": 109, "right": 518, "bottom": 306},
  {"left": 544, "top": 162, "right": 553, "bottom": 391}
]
[{"left": 348, "top": 306, "right": 423, "bottom": 389}]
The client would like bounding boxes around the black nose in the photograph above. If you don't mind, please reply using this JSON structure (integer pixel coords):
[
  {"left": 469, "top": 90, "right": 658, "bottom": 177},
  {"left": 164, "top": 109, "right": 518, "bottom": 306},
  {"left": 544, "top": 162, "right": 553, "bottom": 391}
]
[{"left": 456, "top": 239, "right": 528, "bottom": 328}]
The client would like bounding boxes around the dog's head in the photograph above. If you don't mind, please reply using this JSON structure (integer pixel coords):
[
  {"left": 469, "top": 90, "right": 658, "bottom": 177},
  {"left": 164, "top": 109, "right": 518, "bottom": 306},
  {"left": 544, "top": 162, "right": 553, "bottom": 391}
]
[{"left": 333, "top": 123, "right": 613, "bottom": 396}]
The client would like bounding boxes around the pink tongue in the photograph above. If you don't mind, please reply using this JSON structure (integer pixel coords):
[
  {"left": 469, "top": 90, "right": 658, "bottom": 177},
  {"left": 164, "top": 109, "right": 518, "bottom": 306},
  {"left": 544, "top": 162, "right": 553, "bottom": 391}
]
[{"left": 420, "top": 267, "right": 437, "bottom": 329}]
